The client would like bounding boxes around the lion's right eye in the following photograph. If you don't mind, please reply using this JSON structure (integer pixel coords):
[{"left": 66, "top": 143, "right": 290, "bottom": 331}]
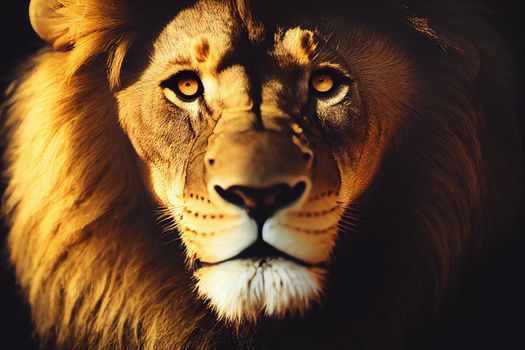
[{"left": 162, "top": 71, "right": 204, "bottom": 103}]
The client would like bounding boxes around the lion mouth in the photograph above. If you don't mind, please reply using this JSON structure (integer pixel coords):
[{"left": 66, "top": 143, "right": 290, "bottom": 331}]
[{"left": 196, "top": 240, "right": 328, "bottom": 269}]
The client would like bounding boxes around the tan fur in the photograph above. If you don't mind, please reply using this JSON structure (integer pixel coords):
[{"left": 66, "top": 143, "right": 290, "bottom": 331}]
[
  {"left": 29, "top": 0, "right": 136, "bottom": 88},
  {"left": 273, "top": 28, "right": 318, "bottom": 65}
]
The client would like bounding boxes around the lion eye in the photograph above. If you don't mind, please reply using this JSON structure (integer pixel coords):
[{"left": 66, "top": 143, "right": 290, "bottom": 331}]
[
  {"left": 178, "top": 77, "right": 200, "bottom": 96},
  {"left": 162, "top": 72, "right": 203, "bottom": 102},
  {"left": 310, "top": 71, "right": 335, "bottom": 93}
]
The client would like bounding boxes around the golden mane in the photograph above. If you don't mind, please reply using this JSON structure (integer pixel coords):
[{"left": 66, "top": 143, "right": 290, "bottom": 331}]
[
  {"left": 3, "top": 51, "right": 200, "bottom": 348},
  {"left": 4, "top": 52, "right": 231, "bottom": 347}
]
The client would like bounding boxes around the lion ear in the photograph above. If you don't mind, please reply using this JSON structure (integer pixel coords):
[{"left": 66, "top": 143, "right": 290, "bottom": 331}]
[
  {"left": 28, "top": 0, "right": 138, "bottom": 88},
  {"left": 29, "top": 0, "right": 72, "bottom": 50}
]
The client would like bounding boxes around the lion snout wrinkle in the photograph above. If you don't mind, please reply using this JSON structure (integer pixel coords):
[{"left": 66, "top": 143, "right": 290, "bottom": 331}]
[
  {"left": 205, "top": 126, "right": 313, "bottom": 221},
  {"left": 205, "top": 117, "right": 313, "bottom": 191}
]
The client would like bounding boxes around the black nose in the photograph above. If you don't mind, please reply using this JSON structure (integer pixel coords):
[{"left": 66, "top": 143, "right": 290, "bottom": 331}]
[{"left": 215, "top": 182, "right": 306, "bottom": 224}]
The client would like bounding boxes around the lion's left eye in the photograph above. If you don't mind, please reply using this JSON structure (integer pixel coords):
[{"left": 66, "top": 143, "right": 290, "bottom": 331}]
[
  {"left": 309, "top": 69, "right": 351, "bottom": 98},
  {"left": 311, "top": 71, "right": 335, "bottom": 93},
  {"left": 162, "top": 71, "right": 204, "bottom": 103},
  {"left": 310, "top": 69, "right": 352, "bottom": 106}
]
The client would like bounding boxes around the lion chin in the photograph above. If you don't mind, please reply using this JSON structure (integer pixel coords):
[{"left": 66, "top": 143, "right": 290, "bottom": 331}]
[{"left": 194, "top": 258, "right": 326, "bottom": 322}]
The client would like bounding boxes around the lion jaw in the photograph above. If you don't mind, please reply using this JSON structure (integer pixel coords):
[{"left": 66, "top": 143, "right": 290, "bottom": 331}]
[
  {"left": 194, "top": 258, "right": 326, "bottom": 322},
  {"left": 179, "top": 194, "right": 339, "bottom": 322}
]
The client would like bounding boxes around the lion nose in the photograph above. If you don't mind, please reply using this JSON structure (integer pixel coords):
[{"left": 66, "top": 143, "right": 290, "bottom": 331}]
[{"left": 214, "top": 182, "right": 306, "bottom": 223}]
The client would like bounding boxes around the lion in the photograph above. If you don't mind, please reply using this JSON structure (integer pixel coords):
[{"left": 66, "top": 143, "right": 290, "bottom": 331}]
[{"left": 2, "top": 0, "right": 522, "bottom": 348}]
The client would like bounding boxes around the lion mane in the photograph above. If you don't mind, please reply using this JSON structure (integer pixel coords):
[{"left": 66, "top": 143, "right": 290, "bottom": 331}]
[{"left": 2, "top": 0, "right": 522, "bottom": 349}]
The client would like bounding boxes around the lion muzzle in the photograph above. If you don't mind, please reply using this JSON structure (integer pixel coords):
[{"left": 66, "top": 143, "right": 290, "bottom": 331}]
[
  {"left": 205, "top": 112, "right": 313, "bottom": 214},
  {"left": 204, "top": 112, "right": 314, "bottom": 257}
]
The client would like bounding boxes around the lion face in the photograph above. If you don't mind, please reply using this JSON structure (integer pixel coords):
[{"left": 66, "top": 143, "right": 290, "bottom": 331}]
[{"left": 116, "top": 0, "right": 413, "bottom": 321}]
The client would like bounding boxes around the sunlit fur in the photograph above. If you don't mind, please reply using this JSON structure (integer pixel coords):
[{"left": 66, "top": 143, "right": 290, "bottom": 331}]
[
  {"left": 172, "top": 187, "right": 341, "bottom": 320},
  {"left": 2, "top": 1, "right": 522, "bottom": 349},
  {"left": 114, "top": 1, "right": 347, "bottom": 321},
  {"left": 195, "top": 259, "right": 326, "bottom": 322}
]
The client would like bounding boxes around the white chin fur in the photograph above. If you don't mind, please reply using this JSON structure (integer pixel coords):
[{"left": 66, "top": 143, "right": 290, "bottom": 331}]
[{"left": 194, "top": 258, "right": 326, "bottom": 322}]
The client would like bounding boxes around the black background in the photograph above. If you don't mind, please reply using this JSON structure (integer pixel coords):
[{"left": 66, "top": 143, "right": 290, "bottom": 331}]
[{"left": 0, "top": 1, "right": 523, "bottom": 349}]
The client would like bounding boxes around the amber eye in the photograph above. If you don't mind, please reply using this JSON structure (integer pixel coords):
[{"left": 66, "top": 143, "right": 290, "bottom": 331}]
[
  {"left": 177, "top": 77, "right": 199, "bottom": 96},
  {"left": 162, "top": 72, "right": 204, "bottom": 102},
  {"left": 310, "top": 71, "right": 335, "bottom": 93}
]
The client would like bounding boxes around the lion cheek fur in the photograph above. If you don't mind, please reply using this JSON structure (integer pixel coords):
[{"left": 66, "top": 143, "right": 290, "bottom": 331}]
[{"left": 194, "top": 259, "right": 326, "bottom": 322}]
